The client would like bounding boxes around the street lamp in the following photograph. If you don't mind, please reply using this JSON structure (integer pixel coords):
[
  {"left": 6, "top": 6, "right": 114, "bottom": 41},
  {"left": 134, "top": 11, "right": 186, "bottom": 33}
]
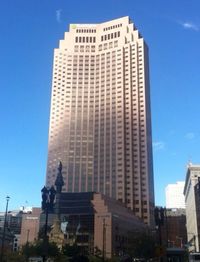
[
  {"left": 41, "top": 186, "right": 56, "bottom": 262},
  {"left": 41, "top": 162, "right": 64, "bottom": 261},
  {"left": 0, "top": 196, "right": 10, "bottom": 262},
  {"left": 102, "top": 218, "right": 106, "bottom": 262}
]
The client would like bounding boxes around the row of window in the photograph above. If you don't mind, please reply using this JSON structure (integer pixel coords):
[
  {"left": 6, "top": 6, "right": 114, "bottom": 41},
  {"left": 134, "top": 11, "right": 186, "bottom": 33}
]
[
  {"left": 53, "top": 63, "right": 142, "bottom": 74},
  {"left": 74, "top": 45, "right": 96, "bottom": 53},
  {"left": 53, "top": 51, "right": 122, "bottom": 62},
  {"left": 101, "top": 31, "right": 120, "bottom": 42},
  {"left": 75, "top": 36, "right": 96, "bottom": 43},
  {"left": 103, "top": 23, "right": 122, "bottom": 31},
  {"left": 76, "top": 28, "right": 96, "bottom": 33},
  {"left": 99, "top": 41, "right": 118, "bottom": 51}
]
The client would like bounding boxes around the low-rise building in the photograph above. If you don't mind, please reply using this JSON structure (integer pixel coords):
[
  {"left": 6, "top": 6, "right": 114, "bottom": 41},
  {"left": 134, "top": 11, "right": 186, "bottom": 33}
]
[
  {"left": 0, "top": 210, "right": 22, "bottom": 251},
  {"left": 20, "top": 207, "right": 41, "bottom": 246},
  {"left": 40, "top": 192, "right": 148, "bottom": 258},
  {"left": 0, "top": 207, "right": 41, "bottom": 250},
  {"left": 165, "top": 209, "right": 187, "bottom": 248}
]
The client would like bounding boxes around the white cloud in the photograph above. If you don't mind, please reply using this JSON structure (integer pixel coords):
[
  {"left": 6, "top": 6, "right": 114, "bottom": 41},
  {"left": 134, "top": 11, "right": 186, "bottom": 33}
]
[
  {"left": 185, "top": 132, "right": 195, "bottom": 140},
  {"left": 56, "top": 9, "right": 62, "bottom": 23},
  {"left": 153, "top": 141, "right": 165, "bottom": 151},
  {"left": 180, "top": 21, "right": 199, "bottom": 31}
]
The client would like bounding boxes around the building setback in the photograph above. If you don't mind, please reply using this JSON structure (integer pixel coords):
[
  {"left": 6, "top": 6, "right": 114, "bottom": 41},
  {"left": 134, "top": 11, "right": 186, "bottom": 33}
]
[{"left": 46, "top": 16, "right": 154, "bottom": 225}]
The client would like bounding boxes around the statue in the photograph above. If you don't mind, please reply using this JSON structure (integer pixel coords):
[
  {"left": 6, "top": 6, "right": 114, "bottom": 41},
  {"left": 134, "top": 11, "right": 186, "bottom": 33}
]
[
  {"left": 41, "top": 186, "right": 48, "bottom": 211},
  {"left": 49, "top": 186, "right": 56, "bottom": 211},
  {"left": 58, "top": 161, "right": 62, "bottom": 174},
  {"left": 55, "top": 161, "right": 64, "bottom": 194}
]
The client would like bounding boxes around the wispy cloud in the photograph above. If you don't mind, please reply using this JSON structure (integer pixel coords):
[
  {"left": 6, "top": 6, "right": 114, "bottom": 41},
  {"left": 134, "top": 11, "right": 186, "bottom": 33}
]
[
  {"left": 179, "top": 21, "right": 199, "bottom": 31},
  {"left": 56, "top": 9, "right": 62, "bottom": 23},
  {"left": 153, "top": 141, "right": 165, "bottom": 151},
  {"left": 185, "top": 132, "right": 195, "bottom": 140}
]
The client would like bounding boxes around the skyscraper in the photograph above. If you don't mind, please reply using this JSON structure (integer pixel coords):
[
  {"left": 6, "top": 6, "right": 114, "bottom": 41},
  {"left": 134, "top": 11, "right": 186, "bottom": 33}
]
[
  {"left": 184, "top": 163, "right": 200, "bottom": 252},
  {"left": 46, "top": 16, "right": 154, "bottom": 225},
  {"left": 165, "top": 181, "right": 185, "bottom": 209}
]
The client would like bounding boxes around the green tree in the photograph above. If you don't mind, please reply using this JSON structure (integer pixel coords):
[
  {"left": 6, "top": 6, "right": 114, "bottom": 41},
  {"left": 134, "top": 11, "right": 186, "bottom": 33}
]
[
  {"left": 21, "top": 242, "right": 36, "bottom": 260},
  {"left": 70, "top": 254, "right": 89, "bottom": 262},
  {"left": 89, "top": 255, "right": 102, "bottom": 262},
  {"left": 3, "top": 251, "right": 26, "bottom": 262},
  {"left": 62, "top": 243, "right": 81, "bottom": 257},
  {"left": 35, "top": 240, "right": 60, "bottom": 257},
  {"left": 21, "top": 240, "right": 60, "bottom": 260},
  {"left": 127, "top": 231, "right": 156, "bottom": 259},
  {"left": 38, "top": 225, "right": 52, "bottom": 240}
]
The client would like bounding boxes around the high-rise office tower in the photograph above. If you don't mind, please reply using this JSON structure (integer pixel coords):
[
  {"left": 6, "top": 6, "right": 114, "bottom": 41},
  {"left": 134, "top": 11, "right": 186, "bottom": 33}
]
[
  {"left": 165, "top": 181, "right": 185, "bottom": 209},
  {"left": 46, "top": 17, "right": 154, "bottom": 225},
  {"left": 184, "top": 163, "right": 200, "bottom": 252}
]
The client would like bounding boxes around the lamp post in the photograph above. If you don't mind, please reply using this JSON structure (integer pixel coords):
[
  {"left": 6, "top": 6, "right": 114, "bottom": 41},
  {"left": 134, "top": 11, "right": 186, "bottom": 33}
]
[
  {"left": 102, "top": 218, "right": 106, "bottom": 262},
  {"left": 0, "top": 196, "right": 10, "bottom": 262},
  {"left": 41, "top": 162, "right": 63, "bottom": 261},
  {"left": 41, "top": 186, "right": 56, "bottom": 262}
]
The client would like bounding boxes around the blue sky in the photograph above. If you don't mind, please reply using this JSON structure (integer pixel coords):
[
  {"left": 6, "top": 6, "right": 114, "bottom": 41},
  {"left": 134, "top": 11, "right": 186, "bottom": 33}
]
[{"left": 0, "top": 0, "right": 200, "bottom": 211}]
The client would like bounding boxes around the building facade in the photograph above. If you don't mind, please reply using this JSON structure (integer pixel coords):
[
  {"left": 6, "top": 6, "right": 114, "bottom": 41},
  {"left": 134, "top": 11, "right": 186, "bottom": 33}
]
[
  {"left": 165, "top": 181, "right": 185, "bottom": 209},
  {"left": 184, "top": 164, "right": 200, "bottom": 252},
  {"left": 194, "top": 180, "right": 200, "bottom": 251},
  {"left": 0, "top": 210, "right": 22, "bottom": 235},
  {"left": 0, "top": 208, "right": 41, "bottom": 251},
  {"left": 0, "top": 210, "right": 22, "bottom": 252},
  {"left": 19, "top": 208, "right": 41, "bottom": 246},
  {"left": 40, "top": 192, "right": 148, "bottom": 259},
  {"left": 159, "top": 208, "right": 187, "bottom": 248},
  {"left": 46, "top": 16, "right": 154, "bottom": 225}
]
